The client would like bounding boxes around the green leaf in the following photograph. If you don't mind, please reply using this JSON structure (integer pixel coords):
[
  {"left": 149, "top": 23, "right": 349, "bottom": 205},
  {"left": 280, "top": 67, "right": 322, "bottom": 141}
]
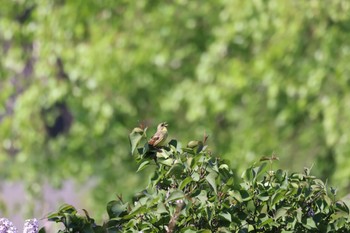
[
  {"left": 295, "top": 208, "right": 302, "bottom": 223},
  {"left": 230, "top": 190, "right": 242, "bottom": 203},
  {"left": 219, "top": 212, "right": 232, "bottom": 222},
  {"left": 330, "top": 211, "right": 348, "bottom": 221},
  {"left": 168, "top": 139, "right": 178, "bottom": 148},
  {"left": 206, "top": 171, "right": 218, "bottom": 193},
  {"left": 271, "top": 191, "right": 286, "bottom": 206},
  {"left": 196, "top": 190, "right": 208, "bottom": 203},
  {"left": 38, "top": 227, "right": 47, "bottom": 233},
  {"left": 258, "top": 218, "right": 273, "bottom": 227},
  {"left": 136, "top": 160, "right": 150, "bottom": 172},
  {"left": 274, "top": 207, "right": 289, "bottom": 220},
  {"left": 46, "top": 212, "right": 61, "bottom": 222},
  {"left": 169, "top": 139, "right": 183, "bottom": 153},
  {"left": 259, "top": 204, "right": 268, "bottom": 214},
  {"left": 197, "top": 230, "right": 212, "bottom": 233},
  {"left": 330, "top": 187, "right": 337, "bottom": 196},
  {"left": 275, "top": 169, "right": 286, "bottom": 182},
  {"left": 191, "top": 172, "right": 200, "bottom": 181},
  {"left": 181, "top": 229, "right": 198, "bottom": 233},
  {"left": 127, "top": 205, "right": 148, "bottom": 218},
  {"left": 306, "top": 218, "right": 316, "bottom": 229},
  {"left": 167, "top": 190, "right": 185, "bottom": 202},
  {"left": 323, "top": 195, "right": 332, "bottom": 207},
  {"left": 246, "top": 200, "right": 255, "bottom": 212},
  {"left": 158, "top": 158, "right": 174, "bottom": 166},
  {"left": 106, "top": 200, "right": 128, "bottom": 218},
  {"left": 242, "top": 167, "right": 255, "bottom": 181},
  {"left": 155, "top": 202, "right": 168, "bottom": 214},
  {"left": 335, "top": 201, "right": 350, "bottom": 214},
  {"left": 187, "top": 140, "right": 199, "bottom": 148},
  {"left": 257, "top": 192, "right": 270, "bottom": 202},
  {"left": 256, "top": 162, "right": 269, "bottom": 178},
  {"left": 166, "top": 162, "right": 184, "bottom": 177},
  {"left": 58, "top": 204, "right": 77, "bottom": 214},
  {"left": 129, "top": 127, "right": 146, "bottom": 155},
  {"left": 289, "top": 182, "right": 299, "bottom": 189},
  {"left": 240, "top": 190, "right": 253, "bottom": 202},
  {"left": 179, "top": 177, "right": 193, "bottom": 190}
]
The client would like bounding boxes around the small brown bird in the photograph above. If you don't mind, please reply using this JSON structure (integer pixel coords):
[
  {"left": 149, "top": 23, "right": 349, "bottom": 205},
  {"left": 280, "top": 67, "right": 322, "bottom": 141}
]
[{"left": 148, "top": 122, "right": 168, "bottom": 147}]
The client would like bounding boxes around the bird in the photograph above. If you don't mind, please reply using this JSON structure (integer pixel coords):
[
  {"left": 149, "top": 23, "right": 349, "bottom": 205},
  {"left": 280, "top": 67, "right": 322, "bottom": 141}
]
[{"left": 148, "top": 122, "right": 168, "bottom": 147}]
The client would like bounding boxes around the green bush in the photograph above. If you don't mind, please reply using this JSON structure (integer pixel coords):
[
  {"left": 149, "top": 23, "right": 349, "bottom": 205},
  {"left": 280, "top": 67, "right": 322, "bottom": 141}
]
[{"left": 43, "top": 126, "right": 350, "bottom": 232}]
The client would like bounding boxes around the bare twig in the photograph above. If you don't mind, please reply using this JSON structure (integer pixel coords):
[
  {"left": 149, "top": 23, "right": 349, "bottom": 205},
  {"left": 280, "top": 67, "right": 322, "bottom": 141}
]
[{"left": 166, "top": 200, "right": 184, "bottom": 233}]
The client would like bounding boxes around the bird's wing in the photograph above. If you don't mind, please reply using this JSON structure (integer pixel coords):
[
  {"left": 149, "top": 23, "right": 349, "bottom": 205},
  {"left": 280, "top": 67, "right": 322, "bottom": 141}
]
[{"left": 148, "top": 134, "right": 160, "bottom": 146}]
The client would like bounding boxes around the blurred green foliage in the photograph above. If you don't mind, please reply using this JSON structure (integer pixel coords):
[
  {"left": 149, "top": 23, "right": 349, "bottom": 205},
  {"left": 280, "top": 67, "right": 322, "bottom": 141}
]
[{"left": 1, "top": 0, "right": 350, "bottom": 220}]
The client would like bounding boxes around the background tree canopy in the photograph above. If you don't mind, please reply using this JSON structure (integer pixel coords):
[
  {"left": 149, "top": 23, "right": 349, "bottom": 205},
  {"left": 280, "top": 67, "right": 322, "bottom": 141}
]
[{"left": 1, "top": 0, "right": 350, "bottom": 223}]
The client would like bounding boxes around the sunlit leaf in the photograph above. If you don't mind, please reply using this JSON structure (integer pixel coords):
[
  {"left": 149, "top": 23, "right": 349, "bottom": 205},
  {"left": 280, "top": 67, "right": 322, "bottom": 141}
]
[
  {"left": 256, "top": 162, "right": 269, "bottom": 178},
  {"left": 58, "top": 204, "right": 77, "bottom": 214},
  {"left": 106, "top": 200, "right": 128, "bottom": 219},
  {"left": 179, "top": 177, "right": 193, "bottom": 190},
  {"left": 205, "top": 171, "right": 218, "bottom": 194},
  {"left": 136, "top": 160, "right": 151, "bottom": 172},
  {"left": 167, "top": 190, "right": 185, "bottom": 202},
  {"left": 129, "top": 127, "right": 146, "bottom": 155},
  {"left": 219, "top": 212, "right": 232, "bottom": 222}
]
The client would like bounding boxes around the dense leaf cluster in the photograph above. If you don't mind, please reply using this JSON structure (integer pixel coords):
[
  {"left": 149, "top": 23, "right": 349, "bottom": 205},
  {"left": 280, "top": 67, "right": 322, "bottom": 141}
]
[{"left": 44, "top": 129, "right": 350, "bottom": 232}]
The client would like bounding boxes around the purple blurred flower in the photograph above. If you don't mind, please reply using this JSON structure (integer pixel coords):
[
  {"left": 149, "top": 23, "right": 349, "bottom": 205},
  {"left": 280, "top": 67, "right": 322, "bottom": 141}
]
[
  {"left": 0, "top": 218, "right": 18, "bottom": 233},
  {"left": 23, "top": 219, "right": 38, "bottom": 233}
]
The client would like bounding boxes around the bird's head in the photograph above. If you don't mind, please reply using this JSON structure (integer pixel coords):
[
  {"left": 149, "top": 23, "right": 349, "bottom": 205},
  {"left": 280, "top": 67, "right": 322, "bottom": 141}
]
[{"left": 157, "top": 122, "right": 168, "bottom": 131}]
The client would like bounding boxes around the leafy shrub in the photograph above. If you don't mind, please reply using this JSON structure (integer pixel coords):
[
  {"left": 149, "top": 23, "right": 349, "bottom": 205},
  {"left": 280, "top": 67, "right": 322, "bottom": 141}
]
[{"left": 43, "top": 127, "right": 350, "bottom": 232}]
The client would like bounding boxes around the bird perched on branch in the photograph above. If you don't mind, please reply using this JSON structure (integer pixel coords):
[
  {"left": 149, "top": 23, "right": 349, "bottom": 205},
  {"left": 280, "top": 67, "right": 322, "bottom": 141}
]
[{"left": 148, "top": 122, "right": 168, "bottom": 147}]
